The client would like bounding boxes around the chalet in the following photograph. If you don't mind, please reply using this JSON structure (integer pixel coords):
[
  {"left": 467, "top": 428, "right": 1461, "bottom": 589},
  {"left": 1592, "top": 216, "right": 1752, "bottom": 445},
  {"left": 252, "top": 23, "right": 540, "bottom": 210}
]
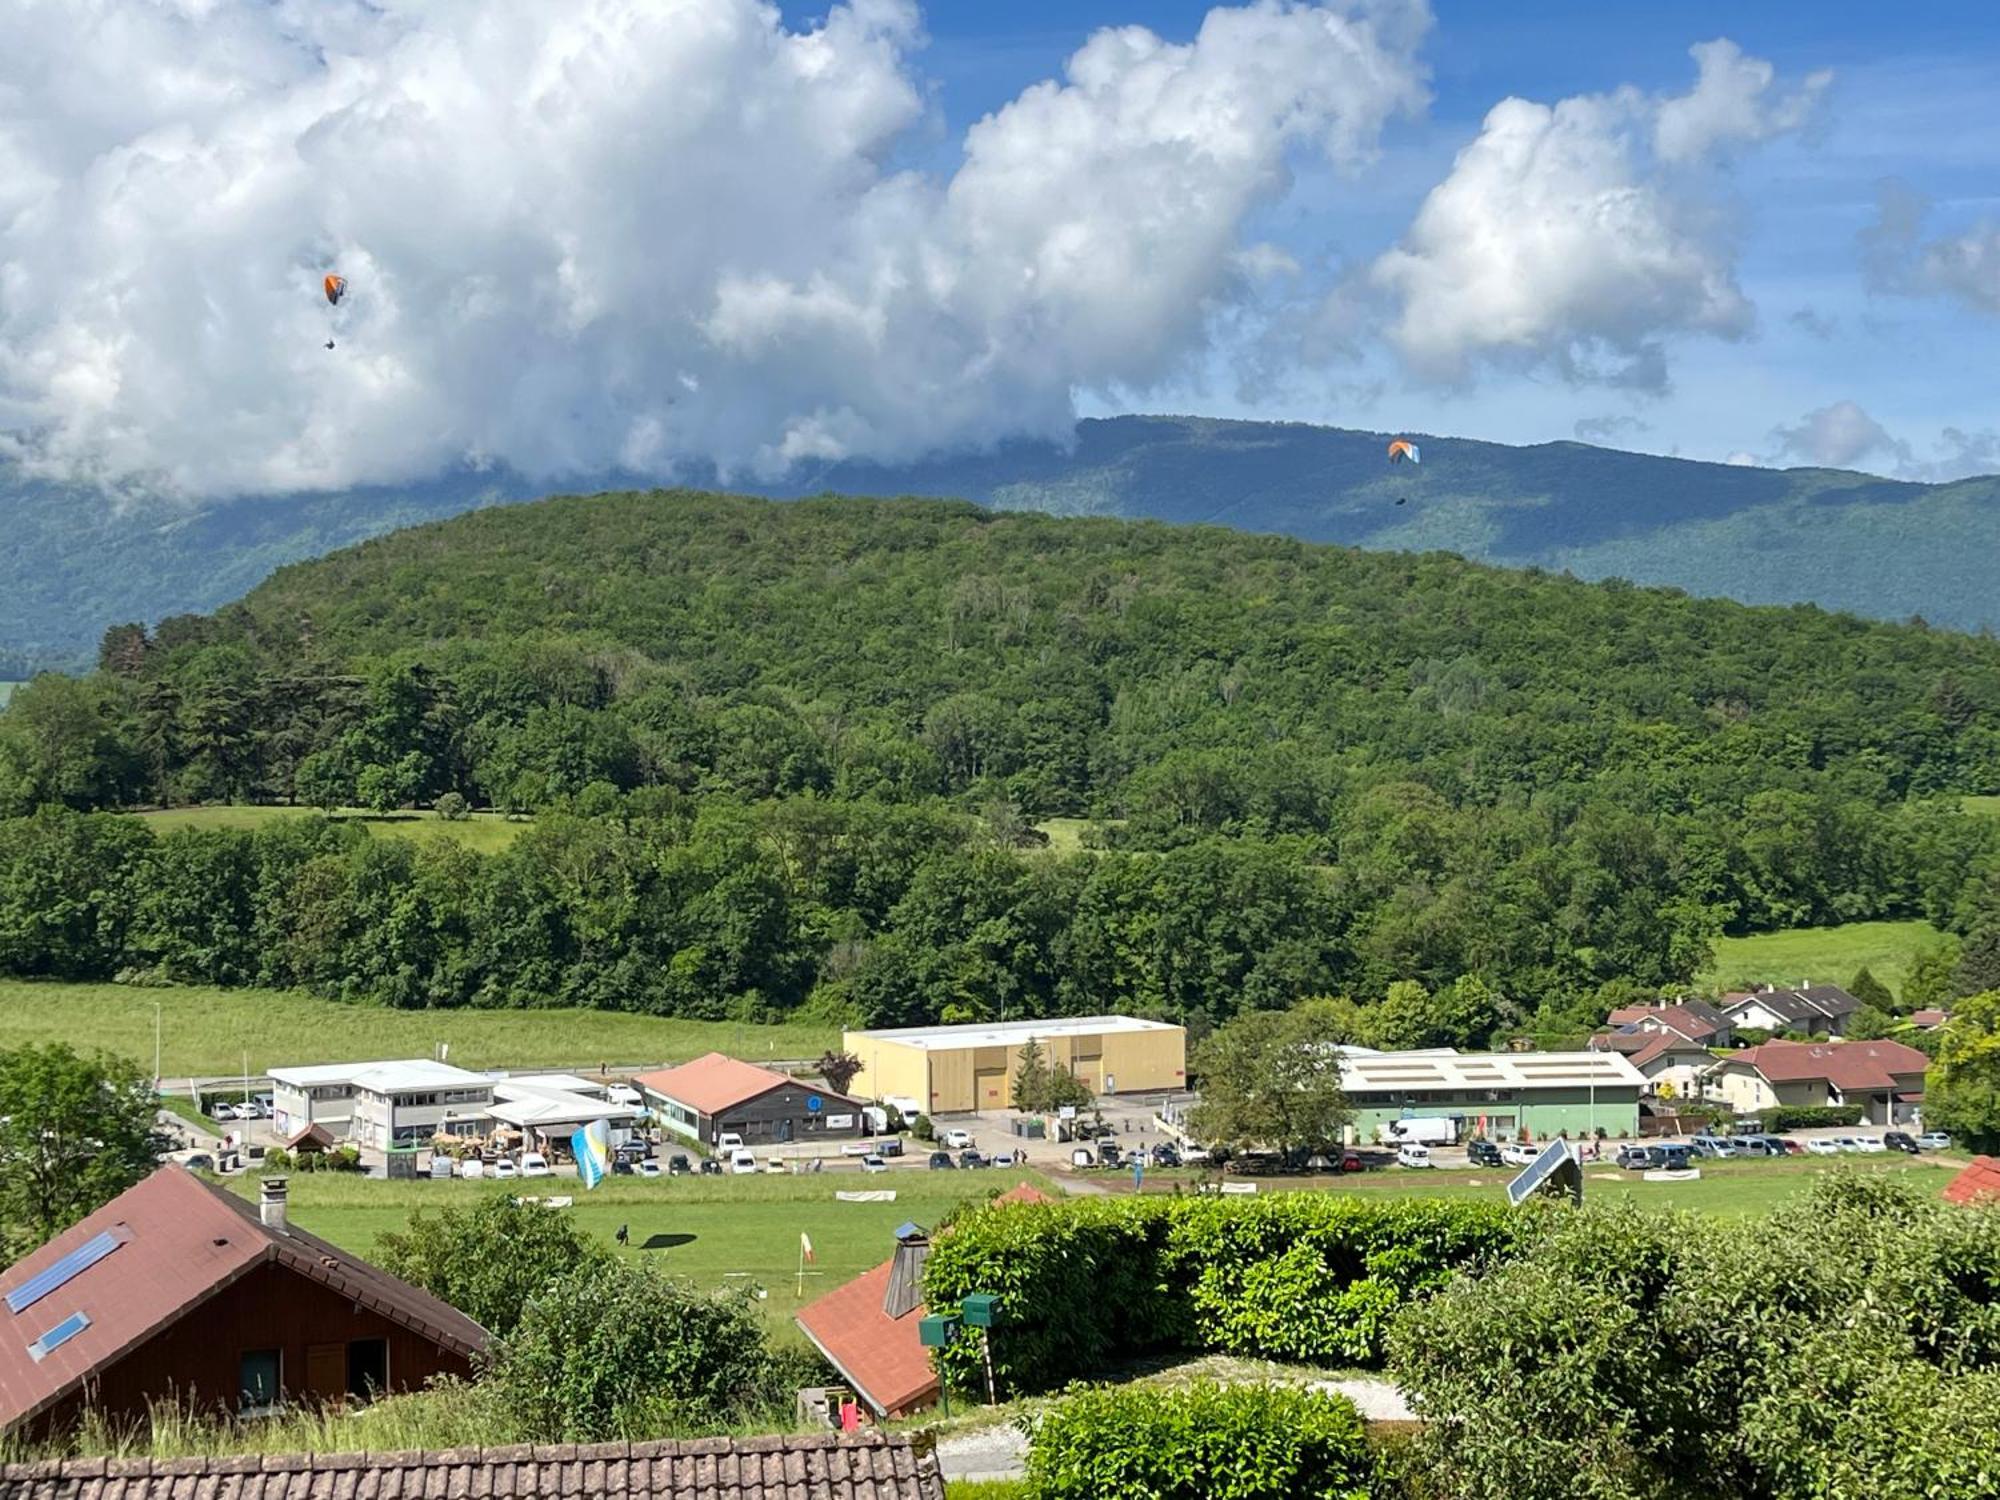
[
  {"left": 1703, "top": 1039, "right": 1929, "bottom": 1126},
  {"left": 1604, "top": 1000, "right": 1733, "bottom": 1047},
  {"left": 0, "top": 1433, "right": 945, "bottom": 1500},
  {"left": 635, "top": 1054, "right": 865, "bottom": 1150},
  {"left": 1721, "top": 984, "right": 1861, "bottom": 1039},
  {"left": 0, "top": 1169, "right": 484, "bottom": 1438},
  {"left": 1587, "top": 1029, "right": 1717, "bottom": 1095}
]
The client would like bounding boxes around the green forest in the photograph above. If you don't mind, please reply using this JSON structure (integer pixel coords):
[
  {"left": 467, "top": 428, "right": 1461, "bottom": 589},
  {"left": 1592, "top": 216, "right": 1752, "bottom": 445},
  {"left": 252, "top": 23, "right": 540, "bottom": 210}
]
[{"left": 5, "top": 490, "right": 2000, "bottom": 1040}]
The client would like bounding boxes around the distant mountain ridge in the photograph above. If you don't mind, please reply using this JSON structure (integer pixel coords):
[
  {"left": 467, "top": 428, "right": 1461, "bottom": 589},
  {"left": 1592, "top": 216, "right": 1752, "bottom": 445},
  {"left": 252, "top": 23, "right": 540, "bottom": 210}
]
[{"left": 4, "top": 414, "right": 1996, "bottom": 671}]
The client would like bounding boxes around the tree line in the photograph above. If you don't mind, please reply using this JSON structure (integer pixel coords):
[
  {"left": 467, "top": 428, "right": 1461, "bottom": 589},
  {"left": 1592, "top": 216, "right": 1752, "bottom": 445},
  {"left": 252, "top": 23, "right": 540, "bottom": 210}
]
[{"left": 6, "top": 492, "right": 2000, "bottom": 1030}]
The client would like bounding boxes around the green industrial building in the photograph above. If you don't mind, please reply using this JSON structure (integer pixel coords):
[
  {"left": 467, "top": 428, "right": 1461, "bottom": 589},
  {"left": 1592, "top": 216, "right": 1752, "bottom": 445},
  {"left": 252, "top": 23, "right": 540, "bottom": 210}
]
[{"left": 1338, "top": 1047, "right": 1645, "bottom": 1144}]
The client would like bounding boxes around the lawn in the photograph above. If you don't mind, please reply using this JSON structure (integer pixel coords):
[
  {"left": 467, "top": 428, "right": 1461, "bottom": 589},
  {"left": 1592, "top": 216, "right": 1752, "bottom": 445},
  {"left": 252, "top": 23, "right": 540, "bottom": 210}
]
[
  {"left": 131, "top": 804, "right": 527, "bottom": 855},
  {"left": 1963, "top": 795, "right": 2000, "bottom": 820},
  {"left": 1102, "top": 1154, "right": 1961, "bottom": 1217},
  {"left": 0, "top": 980, "right": 837, "bottom": 1079},
  {"left": 1700, "top": 917, "right": 1942, "bottom": 998},
  {"left": 224, "top": 1169, "right": 1052, "bottom": 1336}
]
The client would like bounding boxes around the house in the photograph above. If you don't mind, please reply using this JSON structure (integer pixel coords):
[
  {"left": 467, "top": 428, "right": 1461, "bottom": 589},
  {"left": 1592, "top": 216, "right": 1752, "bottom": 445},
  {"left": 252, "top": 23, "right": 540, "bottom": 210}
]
[
  {"left": 845, "top": 1016, "right": 1187, "bottom": 1115},
  {"left": 0, "top": 1433, "right": 946, "bottom": 1500},
  {"left": 280, "top": 1122, "right": 336, "bottom": 1159},
  {"left": 1721, "top": 984, "right": 1862, "bottom": 1038},
  {"left": 485, "top": 1076, "right": 648, "bottom": 1155},
  {"left": 1703, "top": 1039, "right": 1930, "bottom": 1125},
  {"left": 1604, "top": 1000, "right": 1733, "bottom": 1047},
  {"left": 1910, "top": 1009, "right": 1951, "bottom": 1031},
  {"left": 270, "top": 1060, "right": 494, "bottom": 1148},
  {"left": 0, "top": 1169, "right": 484, "bottom": 1438},
  {"left": 635, "top": 1054, "right": 866, "bottom": 1150},
  {"left": 1943, "top": 1157, "right": 2000, "bottom": 1205},
  {"left": 794, "top": 1185, "right": 1050, "bottom": 1422},
  {"left": 1587, "top": 1029, "right": 1717, "bottom": 1096}
]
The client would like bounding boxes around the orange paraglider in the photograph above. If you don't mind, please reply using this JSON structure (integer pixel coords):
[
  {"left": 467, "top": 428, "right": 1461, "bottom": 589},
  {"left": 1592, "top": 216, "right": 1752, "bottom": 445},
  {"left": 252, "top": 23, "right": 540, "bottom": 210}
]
[
  {"left": 1387, "top": 438, "right": 1420, "bottom": 464},
  {"left": 323, "top": 274, "right": 347, "bottom": 306}
]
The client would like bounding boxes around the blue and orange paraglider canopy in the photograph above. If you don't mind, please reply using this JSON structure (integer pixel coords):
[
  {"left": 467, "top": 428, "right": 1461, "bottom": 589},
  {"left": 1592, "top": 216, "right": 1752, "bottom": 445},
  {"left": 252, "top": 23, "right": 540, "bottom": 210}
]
[
  {"left": 323, "top": 273, "right": 348, "bottom": 306},
  {"left": 1387, "top": 438, "right": 1420, "bottom": 464}
]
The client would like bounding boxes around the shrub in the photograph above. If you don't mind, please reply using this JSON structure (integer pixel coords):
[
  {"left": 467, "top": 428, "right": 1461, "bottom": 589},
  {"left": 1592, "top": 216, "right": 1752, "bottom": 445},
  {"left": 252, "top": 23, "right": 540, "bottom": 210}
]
[
  {"left": 261, "top": 1148, "right": 293, "bottom": 1172},
  {"left": 434, "top": 792, "right": 470, "bottom": 821},
  {"left": 911, "top": 1113, "right": 936, "bottom": 1141},
  {"left": 374, "top": 1195, "right": 614, "bottom": 1334},
  {"left": 922, "top": 1193, "right": 1514, "bottom": 1395},
  {"left": 1768, "top": 1104, "right": 1865, "bottom": 1131},
  {"left": 1024, "top": 1380, "right": 1371, "bottom": 1500},
  {"left": 484, "top": 1261, "right": 774, "bottom": 1440}
]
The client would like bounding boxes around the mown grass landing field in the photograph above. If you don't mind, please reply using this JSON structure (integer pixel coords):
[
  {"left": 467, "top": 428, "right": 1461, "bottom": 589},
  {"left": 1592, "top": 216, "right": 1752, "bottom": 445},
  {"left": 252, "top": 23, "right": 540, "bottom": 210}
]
[
  {"left": 132, "top": 803, "right": 528, "bottom": 855},
  {"left": 1701, "top": 917, "right": 1942, "bottom": 997},
  {"left": 225, "top": 1170, "right": 1050, "bottom": 1336},
  {"left": 0, "top": 980, "right": 837, "bottom": 1077}
]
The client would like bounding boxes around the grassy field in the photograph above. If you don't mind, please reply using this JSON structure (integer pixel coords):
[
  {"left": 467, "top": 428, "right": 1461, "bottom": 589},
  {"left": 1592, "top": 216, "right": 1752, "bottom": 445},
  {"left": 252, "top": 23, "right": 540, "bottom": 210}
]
[
  {"left": 132, "top": 804, "right": 527, "bottom": 855},
  {"left": 0, "top": 980, "right": 837, "bottom": 1078},
  {"left": 1701, "top": 917, "right": 1941, "bottom": 997},
  {"left": 1963, "top": 795, "right": 2000, "bottom": 819},
  {"left": 0, "top": 682, "right": 16, "bottom": 708},
  {"left": 224, "top": 1169, "right": 1050, "bottom": 1336}
]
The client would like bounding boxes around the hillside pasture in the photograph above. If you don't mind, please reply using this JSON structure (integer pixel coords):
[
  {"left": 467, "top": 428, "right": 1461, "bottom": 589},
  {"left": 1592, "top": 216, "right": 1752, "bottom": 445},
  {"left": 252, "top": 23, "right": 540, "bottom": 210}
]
[
  {"left": 1701, "top": 918, "right": 1942, "bottom": 999},
  {"left": 0, "top": 980, "right": 837, "bottom": 1078},
  {"left": 132, "top": 803, "right": 527, "bottom": 855}
]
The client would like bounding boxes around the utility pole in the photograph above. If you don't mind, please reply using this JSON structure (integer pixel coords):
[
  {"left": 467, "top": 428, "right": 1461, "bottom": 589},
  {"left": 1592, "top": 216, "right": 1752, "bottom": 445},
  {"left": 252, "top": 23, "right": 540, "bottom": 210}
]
[{"left": 153, "top": 1003, "right": 162, "bottom": 1089}]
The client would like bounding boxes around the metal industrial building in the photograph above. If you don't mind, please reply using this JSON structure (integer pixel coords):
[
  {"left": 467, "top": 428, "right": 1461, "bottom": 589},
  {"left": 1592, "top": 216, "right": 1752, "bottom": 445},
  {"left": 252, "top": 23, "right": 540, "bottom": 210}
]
[
  {"left": 844, "top": 1015, "right": 1186, "bottom": 1116},
  {"left": 1337, "top": 1047, "right": 1647, "bottom": 1144}
]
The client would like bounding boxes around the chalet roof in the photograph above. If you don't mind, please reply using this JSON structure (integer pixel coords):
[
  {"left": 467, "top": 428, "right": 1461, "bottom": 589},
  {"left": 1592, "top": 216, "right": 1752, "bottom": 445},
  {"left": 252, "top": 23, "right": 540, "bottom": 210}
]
[
  {"left": 1604, "top": 1001, "right": 1728, "bottom": 1039},
  {"left": 1716, "top": 1039, "right": 1929, "bottom": 1093},
  {"left": 281, "top": 1122, "right": 335, "bottom": 1152},
  {"left": 0, "top": 1168, "right": 485, "bottom": 1434},
  {"left": 0, "top": 1434, "right": 944, "bottom": 1500},
  {"left": 631, "top": 1054, "right": 848, "bottom": 1118},
  {"left": 1722, "top": 985, "right": 1862, "bottom": 1025}
]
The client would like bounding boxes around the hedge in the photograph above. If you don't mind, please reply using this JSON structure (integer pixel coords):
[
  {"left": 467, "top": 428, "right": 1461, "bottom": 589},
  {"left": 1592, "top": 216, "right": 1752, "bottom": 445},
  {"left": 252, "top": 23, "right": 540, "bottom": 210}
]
[
  {"left": 921, "top": 1193, "right": 1515, "bottom": 1395},
  {"left": 1023, "top": 1380, "right": 1372, "bottom": 1500},
  {"left": 1767, "top": 1105, "right": 1865, "bottom": 1130}
]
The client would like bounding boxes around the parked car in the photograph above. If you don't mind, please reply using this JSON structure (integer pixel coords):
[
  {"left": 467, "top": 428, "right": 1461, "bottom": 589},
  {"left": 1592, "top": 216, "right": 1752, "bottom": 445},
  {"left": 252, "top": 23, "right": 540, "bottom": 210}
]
[
  {"left": 698, "top": 1158, "right": 724, "bottom": 1176},
  {"left": 717, "top": 1132, "right": 745, "bottom": 1151},
  {"left": 1337, "top": 1151, "right": 1367, "bottom": 1173},
  {"left": 1650, "top": 1144, "right": 1693, "bottom": 1171},
  {"left": 1150, "top": 1143, "right": 1182, "bottom": 1168},
  {"left": 762, "top": 1156, "right": 787, "bottom": 1174},
  {"left": 875, "top": 1137, "right": 904, "bottom": 1157},
  {"left": 928, "top": 1151, "right": 956, "bottom": 1170},
  {"left": 1740, "top": 1135, "right": 1788, "bottom": 1157},
  {"left": 519, "top": 1152, "right": 553, "bottom": 1178},
  {"left": 728, "top": 1149, "right": 758, "bottom": 1174},
  {"left": 1882, "top": 1131, "right": 1921, "bottom": 1155},
  {"left": 668, "top": 1154, "right": 692, "bottom": 1175},
  {"left": 1069, "top": 1147, "right": 1095, "bottom": 1168},
  {"left": 1917, "top": 1131, "right": 1953, "bottom": 1151},
  {"left": 1467, "top": 1140, "right": 1504, "bottom": 1168},
  {"left": 957, "top": 1150, "right": 988, "bottom": 1169},
  {"left": 989, "top": 1150, "right": 1018, "bottom": 1168},
  {"left": 1689, "top": 1135, "right": 1738, "bottom": 1159},
  {"left": 1397, "top": 1143, "right": 1434, "bottom": 1169},
  {"left": 1852, "top": 1136, "right": 1887, "bottom": 1153},
  {"left": 1779, "top": 1137, "right": 1806, "bottom": 1155},
  {"left": 1096, "top": 1141, "right": 1124, "bottom": 1168},
  {"left": 491, "top": 1159, "right": 518, "bottom": 1180},
  {"left": 1616, "top": 1145, "right": 1652, "bottom": 1170},
  {"left": 1500, "top": 1142, "right": 1540, "bottom": 1168},
  {"left": 861, "top": 1154, "right": 888, "bottom": 1174},
  {"left": 457, "top": 1157, "right": 485, "bottom": 1179},
  {"left": 941, "top": 1128, "right": 973, "bottom": 1150},
  {"left": 1805, "top": 1137, "right": 1843, "bottom": 1156},
  {"left": 182, "top": 1153, "right": 215, "bottom": 1173},
  {"left": 634, "top": 1159, "right": 662, "bottom": 1178},
  {"left": 210, "top": 1102, "right": 238, "bottom": 1121}
]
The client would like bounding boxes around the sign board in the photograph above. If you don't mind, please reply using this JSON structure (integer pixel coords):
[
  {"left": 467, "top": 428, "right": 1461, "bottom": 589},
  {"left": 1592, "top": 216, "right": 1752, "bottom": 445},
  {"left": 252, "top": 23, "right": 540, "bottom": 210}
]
[
  {"left": 806, "top": 1095, "right": 823, "bottom": 1113},
  {"left": 1058, "top": 1106, "right": 1077, "bottom": 1120},
  {"left": 825, "top": 1113, "right": 854, "bottom": 1129},
  {"left": 1507, "top": 1138, "right": 1583, "bottom": 1207},
  {"left": 1220, "top": 1181, "right": 1258, "bottom": 1196}
]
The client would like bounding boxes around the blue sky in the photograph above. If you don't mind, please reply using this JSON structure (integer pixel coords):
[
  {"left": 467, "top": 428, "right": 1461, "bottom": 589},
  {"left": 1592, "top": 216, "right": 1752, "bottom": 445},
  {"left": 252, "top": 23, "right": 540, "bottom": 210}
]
[{"left": 781, "top": 1, "right": 2000, "bottom": 477}]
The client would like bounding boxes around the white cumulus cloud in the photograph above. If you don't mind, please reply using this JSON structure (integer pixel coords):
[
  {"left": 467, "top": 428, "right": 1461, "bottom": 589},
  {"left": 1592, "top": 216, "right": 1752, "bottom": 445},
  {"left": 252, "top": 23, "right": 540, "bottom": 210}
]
[
  {"left": 1368, "top": 38, "right": 1826, "bottom": 388},
  {"left": 1861, "top": 179, "right": 2000, "bottom": 317},
  {"left": 1770, "top": 400, "right": 1909, "bottom": 472},
  {"left": 0, "top": 0, "right": 1431, "bottom": 496}
]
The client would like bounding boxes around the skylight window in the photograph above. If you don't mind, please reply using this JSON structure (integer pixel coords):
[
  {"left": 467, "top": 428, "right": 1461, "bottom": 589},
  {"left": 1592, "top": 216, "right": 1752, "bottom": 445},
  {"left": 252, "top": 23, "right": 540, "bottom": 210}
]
[{"left": 6, "top": 1230, "right": 126, "bottom": 1315}]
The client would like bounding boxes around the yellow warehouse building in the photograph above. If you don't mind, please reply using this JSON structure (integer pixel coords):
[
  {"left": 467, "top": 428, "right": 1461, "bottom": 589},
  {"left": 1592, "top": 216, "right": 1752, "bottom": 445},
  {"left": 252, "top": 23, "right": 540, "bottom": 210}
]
[{"left": 843, "top": 1015, "right": 1187, "bottom": 1115}]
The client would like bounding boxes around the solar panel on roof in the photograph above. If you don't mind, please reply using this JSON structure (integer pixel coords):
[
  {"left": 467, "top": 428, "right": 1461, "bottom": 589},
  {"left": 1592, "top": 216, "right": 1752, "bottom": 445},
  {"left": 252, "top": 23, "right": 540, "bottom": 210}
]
[
  {"left": 5, "top": 1229, "right": 126, "bottom": 1315},
  {"left": 26, "top": 1310, "right": 90, "bottom": 1362}
]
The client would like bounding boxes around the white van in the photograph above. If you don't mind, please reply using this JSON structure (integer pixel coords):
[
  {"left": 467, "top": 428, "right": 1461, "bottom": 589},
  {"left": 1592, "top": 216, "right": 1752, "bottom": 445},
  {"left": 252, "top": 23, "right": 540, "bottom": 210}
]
[
  {"left": 729, "top": 1149, "right": 758, "bottom": 1174},
  {"left": 1387, "top": 1117, "right": 1458, "bottom": 1147},
  {"left": 717, "top": 1132, "right": 745, "bottom": 1151},
  {"left": 1397, "top": 1143, "right": 1434, "bottom": 1169}
]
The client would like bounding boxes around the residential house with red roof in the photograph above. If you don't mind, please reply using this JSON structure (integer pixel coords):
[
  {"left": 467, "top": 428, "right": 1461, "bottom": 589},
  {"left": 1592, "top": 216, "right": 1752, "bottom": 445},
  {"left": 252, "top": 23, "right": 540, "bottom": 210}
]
[
  {"left": 1703, "top": 1039, "right": 1929, "bottom": 1126},
  {"left": 633, "top": 1053, "right": 866, "bottom": 1151},
  {"left": 1587, "top": 1029, "right": 1717, "bottom": 1096},
  {"left": 0, "top": 1169, "right": 484, "bottom": 1439},
  {"left": 1604, "top": 1000, "right": 1734, "bottom": 1047}
]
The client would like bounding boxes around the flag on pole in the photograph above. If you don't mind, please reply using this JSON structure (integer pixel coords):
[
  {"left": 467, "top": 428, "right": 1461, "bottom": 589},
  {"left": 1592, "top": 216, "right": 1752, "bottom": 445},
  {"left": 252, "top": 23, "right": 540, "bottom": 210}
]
[
  {"left": 800, "top": 1232, "right": 815, "bottom": 1264},
  {"left": 571, "top": 1119, "right": 611, "bottom": 1189}
]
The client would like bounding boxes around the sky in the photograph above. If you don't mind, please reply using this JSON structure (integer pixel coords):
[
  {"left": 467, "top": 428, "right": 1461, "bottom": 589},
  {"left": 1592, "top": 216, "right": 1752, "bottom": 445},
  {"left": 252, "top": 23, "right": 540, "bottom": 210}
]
[{"left": 0, "top": 0, "right": 1995, "bottom": 498}]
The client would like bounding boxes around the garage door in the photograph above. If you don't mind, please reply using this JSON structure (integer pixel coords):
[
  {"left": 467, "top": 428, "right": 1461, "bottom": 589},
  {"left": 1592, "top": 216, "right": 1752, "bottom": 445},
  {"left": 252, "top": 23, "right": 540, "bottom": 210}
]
[{"left": 975, "top": 1069, "right": 1006, "bottom": 1107}]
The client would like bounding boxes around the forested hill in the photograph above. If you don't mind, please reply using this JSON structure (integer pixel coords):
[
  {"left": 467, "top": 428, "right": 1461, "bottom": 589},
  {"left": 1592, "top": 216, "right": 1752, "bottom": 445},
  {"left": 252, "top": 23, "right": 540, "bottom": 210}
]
[
  {"left": 7, "top": 491, "right": 2000, "bottom": 1036},
  {"left": 7, "top": 415, "right": 2000, "bottom": 670}
]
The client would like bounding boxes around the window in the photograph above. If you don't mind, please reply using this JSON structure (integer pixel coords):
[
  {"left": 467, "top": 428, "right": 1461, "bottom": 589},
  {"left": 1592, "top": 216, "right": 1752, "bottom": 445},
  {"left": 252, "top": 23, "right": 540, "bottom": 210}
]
[
  {"left": 239, "top": 1348, "right": 281, "bottom": 1413},
  {"left": 347, "top": 1338, "right": 388, "bottom": 1400}
]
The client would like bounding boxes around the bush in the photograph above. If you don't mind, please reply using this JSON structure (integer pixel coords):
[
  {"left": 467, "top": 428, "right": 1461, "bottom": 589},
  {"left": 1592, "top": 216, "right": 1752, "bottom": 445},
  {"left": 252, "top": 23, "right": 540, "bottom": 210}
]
[
  {"left": 374, "top": 1195, "right": 614, "bottom": 1334},
  {"left": 1024, "top": 1380, "right": 1372, "bottom": 1500},
  {"left": 261, "top": 1148, "right": 293, "bottom": 1172},
  {"left": 484, "top": 1261, "right": 775, "bottom": 1439},
  {"left": 911, "top": 1113, "right": 935, "bottom": 1141},
  {"left": 1768, "top": 1104, "right": 1865, "bottom": 1131},
  {"left": 922, "top": 1193, "right": 1515, "bottom": 1395},
  {"left": 434, "top": 792, "right": 470, "bottom": 821}
]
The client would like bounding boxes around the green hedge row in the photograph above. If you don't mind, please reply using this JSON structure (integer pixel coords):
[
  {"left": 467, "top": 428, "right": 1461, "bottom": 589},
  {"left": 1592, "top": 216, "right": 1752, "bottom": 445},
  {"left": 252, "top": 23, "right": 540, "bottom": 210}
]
[
  {"left": 1024, "top": 1381, "right": 1372, "bottom": 1500},
  {"left": 1767, "top": 1105, "right": 1866, "bottom": 1130},
  {"left": 921, "top": 1193, "right": 1516, "bottom": 1395}
]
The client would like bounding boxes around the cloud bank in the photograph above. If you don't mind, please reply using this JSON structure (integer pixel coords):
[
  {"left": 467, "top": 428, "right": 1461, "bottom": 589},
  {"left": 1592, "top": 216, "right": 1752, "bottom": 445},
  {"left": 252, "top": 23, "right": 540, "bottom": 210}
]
[{"left": 0, "top": 0, "right": 1430, "bottom": 496}]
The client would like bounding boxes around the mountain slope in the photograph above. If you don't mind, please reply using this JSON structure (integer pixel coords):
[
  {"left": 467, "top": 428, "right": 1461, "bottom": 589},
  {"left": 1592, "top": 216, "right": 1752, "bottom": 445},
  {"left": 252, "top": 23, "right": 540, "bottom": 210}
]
[{"left": 5, "top": 415, "right": 1995, "bottom": 671}]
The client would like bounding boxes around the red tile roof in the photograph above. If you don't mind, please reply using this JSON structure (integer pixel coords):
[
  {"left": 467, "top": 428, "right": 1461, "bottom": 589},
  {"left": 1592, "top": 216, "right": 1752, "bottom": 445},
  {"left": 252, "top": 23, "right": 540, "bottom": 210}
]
[
  {"left": 1943, "top": 1157, "right": 2000, "bottom": 1206},
  {"left": 1911, "top": 1009, "right": 1950, "bottom": 1028},
  {"left": 0, "top": 1168, "right": 486, "bottom": 1434},
  {"left": 632, "top": 1054, "right": 809, "bottom": 1116},
  {"left": 1719, "top": 1039, "right": 1929, "bottom": 1092},
  {"left": 1605, "top": 1002, "right": 1727, "bottom": 1039},
  {"left": 0, "top": 1433, "right": 945, "bottom": 1500},
  {"left": 795, "top": 1261, "right": 939, "bottom": 1420},
  {"left": 282, "top": 1122, "right": 336, "bottom": 1152},
  {"left": 1590, "top": 1031, "right": 1709, "bottom": 1071}
]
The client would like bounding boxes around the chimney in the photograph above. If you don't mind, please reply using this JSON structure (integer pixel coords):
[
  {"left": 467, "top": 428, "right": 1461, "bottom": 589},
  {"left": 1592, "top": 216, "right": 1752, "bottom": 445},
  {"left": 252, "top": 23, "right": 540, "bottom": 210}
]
[
  {"left": 260, "top": 1176, "right": 289, "bottom": 1233},
  {"left": 882, "top": 1221, "right": 929, "bottom": 1320}
]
